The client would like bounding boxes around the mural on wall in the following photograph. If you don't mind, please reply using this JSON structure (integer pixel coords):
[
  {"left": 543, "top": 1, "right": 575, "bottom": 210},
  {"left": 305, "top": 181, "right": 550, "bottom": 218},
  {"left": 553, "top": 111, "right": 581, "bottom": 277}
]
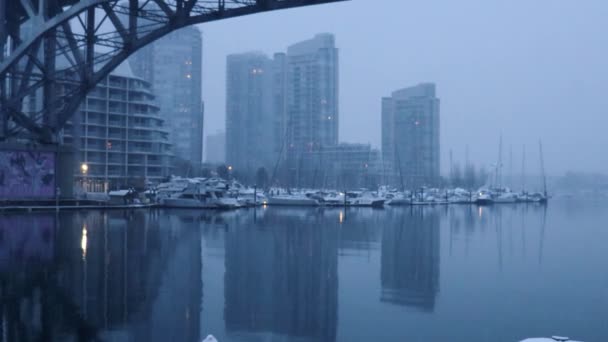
[{"left": 0, "top": 151, "right": 55, "bottom": 199}]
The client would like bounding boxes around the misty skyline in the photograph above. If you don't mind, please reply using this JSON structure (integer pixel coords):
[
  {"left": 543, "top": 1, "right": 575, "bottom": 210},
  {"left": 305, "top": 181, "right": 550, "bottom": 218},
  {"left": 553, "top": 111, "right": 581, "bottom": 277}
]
[{"left": 198, "top": 0, "right": 608, "bottom": 175}]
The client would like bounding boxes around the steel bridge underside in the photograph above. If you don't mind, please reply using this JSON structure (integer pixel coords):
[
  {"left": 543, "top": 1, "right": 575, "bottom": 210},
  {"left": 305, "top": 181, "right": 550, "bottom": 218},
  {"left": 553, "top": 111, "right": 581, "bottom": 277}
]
[{"left": 0, "top": 0, "right": 345, "bottom": 143}]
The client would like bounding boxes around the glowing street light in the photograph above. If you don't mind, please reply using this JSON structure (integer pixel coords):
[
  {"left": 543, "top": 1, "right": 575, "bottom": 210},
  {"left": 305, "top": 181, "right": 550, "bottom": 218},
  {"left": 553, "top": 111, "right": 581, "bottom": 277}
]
[
  {"left": 228, "top": 165, "right": 233, "bottom": 171},
  {"left": 81, "top": 163, "right": 89, "bottom": 174}
]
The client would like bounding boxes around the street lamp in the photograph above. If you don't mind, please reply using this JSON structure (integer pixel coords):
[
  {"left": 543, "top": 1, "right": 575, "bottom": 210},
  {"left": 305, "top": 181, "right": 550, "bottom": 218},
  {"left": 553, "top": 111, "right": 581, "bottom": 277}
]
[{"left": 81, "top": 163, "right": 89, "bottom": 193}]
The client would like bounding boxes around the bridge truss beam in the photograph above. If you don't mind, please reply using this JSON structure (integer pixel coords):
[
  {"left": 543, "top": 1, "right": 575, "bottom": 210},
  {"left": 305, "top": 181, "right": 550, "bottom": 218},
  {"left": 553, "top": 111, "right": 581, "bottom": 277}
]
[{"left": 0, "top": 0, "right": 346, "bottom": 143}]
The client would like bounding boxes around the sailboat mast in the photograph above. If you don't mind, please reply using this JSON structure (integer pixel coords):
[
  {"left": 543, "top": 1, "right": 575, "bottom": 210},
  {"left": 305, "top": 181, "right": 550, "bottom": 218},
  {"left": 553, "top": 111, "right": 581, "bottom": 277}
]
[
  {"left": 509, "top": 145, "right": 513, "bottom": 189},
  {"left": 394, "top": 142, "right": 405, "bottom": 191},
  {"left": 449, "top": 149, "right": 454, "bottom": 186},
  {"left": 521, "top": 145, "right": 526, "bottom": 192},
  {"left": 494, "top": 135, "right": 503, "bottom": 188},
  {"left": 539, "top": 140, "right": 547, "bottom": 196}
]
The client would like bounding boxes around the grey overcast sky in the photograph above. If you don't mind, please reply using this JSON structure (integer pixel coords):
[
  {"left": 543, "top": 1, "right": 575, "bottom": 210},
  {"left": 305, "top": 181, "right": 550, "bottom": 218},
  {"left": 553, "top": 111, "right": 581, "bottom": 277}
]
[{"left": 197, "top": 0, "right": 608, "bottom": 175}]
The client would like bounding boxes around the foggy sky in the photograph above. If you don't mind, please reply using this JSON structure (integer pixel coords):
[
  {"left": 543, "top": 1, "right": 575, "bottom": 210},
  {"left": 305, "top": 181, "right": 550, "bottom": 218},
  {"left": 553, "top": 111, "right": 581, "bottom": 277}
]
[{"left": 198, "top": 0, "right": 608, "bottom": 175}]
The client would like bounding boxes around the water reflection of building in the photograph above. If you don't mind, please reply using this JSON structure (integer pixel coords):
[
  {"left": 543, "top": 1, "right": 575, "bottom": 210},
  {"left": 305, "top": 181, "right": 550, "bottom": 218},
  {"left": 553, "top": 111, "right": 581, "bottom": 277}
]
[
  {"left": 0, "top": 210, "right": 203, "bottom": 342},
  {"left": 381, "top": 207, "right": 440, "bottom": 311},
  {"left": 224, "top": 208, "right": 339, "bottom": 341},
  {"left": 338, "top": 208, "right": 384, "bottom": 254}
]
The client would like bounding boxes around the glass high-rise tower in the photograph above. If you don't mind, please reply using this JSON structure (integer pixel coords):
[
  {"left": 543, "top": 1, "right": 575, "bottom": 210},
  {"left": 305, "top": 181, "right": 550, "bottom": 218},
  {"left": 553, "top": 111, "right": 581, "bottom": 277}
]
[
  {"left": 225, "top": 52, "right": 276, "bottom": 181},
  {"left": 285, "top": 33, "right": 339, "bottom": 187},
  {"left": 382, "top": 83, "right": 440, "bottom": 188},
  {"left": 129, "top": 27, "right": 203, "bottom": 169},
  {"left": 224, "top": 34, "right": 339, "bottom": 186}
]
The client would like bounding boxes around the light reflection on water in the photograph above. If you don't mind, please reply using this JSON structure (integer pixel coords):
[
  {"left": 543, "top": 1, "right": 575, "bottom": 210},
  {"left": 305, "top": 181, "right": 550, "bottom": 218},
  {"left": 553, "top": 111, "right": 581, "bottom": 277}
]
[{"left": 0, "top": 202, "right": 606, "bottom": 341}]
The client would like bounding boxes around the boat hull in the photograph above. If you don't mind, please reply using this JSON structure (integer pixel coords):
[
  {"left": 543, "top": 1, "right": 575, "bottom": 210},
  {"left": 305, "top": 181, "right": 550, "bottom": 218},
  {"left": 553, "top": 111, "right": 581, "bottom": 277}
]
[
  {"left": 267, "top": 197, "right": 319, "bottom": 206},
  {"left": 475, "top": 198, "right": 494, "bottom": 205},
  {"left": 161, "top": 198, "right": 221, "bottom": 209}
]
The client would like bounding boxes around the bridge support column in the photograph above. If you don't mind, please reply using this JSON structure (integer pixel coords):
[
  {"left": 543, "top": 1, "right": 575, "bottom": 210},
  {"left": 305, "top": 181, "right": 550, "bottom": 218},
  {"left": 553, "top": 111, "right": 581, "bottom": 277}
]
[{"left": 0, "top": 142, "right": 74, "bottom": 199}]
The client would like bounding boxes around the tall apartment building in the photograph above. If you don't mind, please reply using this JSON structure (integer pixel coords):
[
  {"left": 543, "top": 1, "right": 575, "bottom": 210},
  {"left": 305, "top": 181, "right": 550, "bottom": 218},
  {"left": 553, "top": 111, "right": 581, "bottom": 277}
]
[
  {"left": 285, "top": 33, "right": 339, "bottom": 187},
  {"left": 225, "top": 52, "right": 277, "bottom": 181},
  {"left": 64, "top": 62, "right": 173, "bottom": 191},
  {"left": 205, "top": 130, "right": 226, "bottom": 164},
  {"left": 225, "top": 34, "right": 338, "bottom": 187},
  {"left": 382, "top": 83, "right": 440, "bottom": 188},
  {"left": 309, "top": 143, "right": 381, "bottom": 189},
  {"left": 129, "top": 26, "right": 204, "bottom": 168}
]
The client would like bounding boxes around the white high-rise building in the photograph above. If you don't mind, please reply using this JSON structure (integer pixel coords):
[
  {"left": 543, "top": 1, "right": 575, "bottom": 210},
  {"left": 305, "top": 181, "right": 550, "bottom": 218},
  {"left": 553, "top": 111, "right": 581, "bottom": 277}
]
[
  {"left": 285, "top": 33, "right": 339, "bottom": 187},
  {"left": 382, "top": 83, "right": 440, "bottom": 188},
  {"left": 223, "top": 34, "right": 338, "bottom": 186},
  {"left": 63, "top": 62, "right": 173, "bottom": 191},
  {"left": 129, "top": 27, "right": 203, "bottom": 169},
  {"left": 225, "top": 52, "right": 279, "bottom": 181}
]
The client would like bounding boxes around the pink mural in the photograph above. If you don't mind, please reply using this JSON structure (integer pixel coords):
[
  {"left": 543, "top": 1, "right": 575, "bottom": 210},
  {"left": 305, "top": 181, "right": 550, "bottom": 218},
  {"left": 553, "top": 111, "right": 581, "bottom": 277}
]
[{"left": 0, "top": 151, "right": 56, "bottom": 199}]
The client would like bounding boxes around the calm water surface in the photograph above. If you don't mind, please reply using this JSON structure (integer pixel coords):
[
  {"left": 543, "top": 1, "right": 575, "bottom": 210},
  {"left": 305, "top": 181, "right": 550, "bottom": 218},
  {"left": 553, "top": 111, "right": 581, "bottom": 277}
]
[{"left": 1, "top": 201, "right": 607, "bottom": 341}]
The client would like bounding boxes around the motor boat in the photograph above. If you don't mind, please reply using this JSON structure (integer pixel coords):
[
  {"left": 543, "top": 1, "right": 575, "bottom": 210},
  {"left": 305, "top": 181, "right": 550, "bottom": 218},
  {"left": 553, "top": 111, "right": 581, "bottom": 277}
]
[
  {"left": 344, "top": 191, "right": 385, "bottom": 207},
  {"left": 202, "top": 335, "right": 218, "bottom": 342},
  {"left": 384, "top": 192, "right": 412, "bottom": 206},
  {"left": 159, "top": 178, "right": 239, "bottom": 209},
  {"left": 317, "top": 191, "right": 346, "bottom": 206},
  {"left": 475, "top": 189, "right": 494, "bottom": 205},
  {"left": 520, "top": 337, "right": 581, "bottom": 342},
  {"left": 448, "top": 194, "right": 473, "bottom": 204},
  {"left": 446, "top": 188, "right": 474, "bottom": 204},
  {"left": 161, "top": 191, "right": 239, "bottom": 209},
  {"left": 529, "top": 192, "right": 549, "bottom": 203},
  {"left": 494, "top": 191, "right": 518, "bottom": 203},
  {"left": 236, "top": 192, "right": 267, "bottom": 207}
]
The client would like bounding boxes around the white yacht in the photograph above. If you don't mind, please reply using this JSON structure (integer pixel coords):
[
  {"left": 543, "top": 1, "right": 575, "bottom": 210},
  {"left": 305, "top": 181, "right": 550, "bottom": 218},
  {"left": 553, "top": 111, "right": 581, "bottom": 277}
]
[
  {"left": 344, "top": 191, "right": 385, "bottom": 207},
  {"left": 520, "top": 337, "right": 581, "bottom": 342},
  {"left": 475, "top": 189, "right": 494, "bottom": 205},
  {"left": 384, "top": 191, "right": 412, "bottom": 206},
  {"left": 227, "top": 182, "right": 267, "bottom": 206},
  {"left": 446, "top": 188, "right": 473, "bottom": 204},
  {"left": 159, "top": 177, "right": 239, "bottom": 209},
  {"left": 494, "top": 191, "right": 519, "bottom": 203},
  {"left": 161, "top": 190, "right": 239, "bottom": 209},
  {"left": 317, "top": 191, "right": 346, "bottom": 206}
]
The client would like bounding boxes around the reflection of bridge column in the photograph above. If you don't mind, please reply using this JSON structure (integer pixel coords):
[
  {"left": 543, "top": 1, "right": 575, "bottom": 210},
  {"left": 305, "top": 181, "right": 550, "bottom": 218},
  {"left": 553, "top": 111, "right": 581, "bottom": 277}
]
[
  {"left": 0, "top": 210, "right": 203, "bottom": 341},
  {"left": 0, "top": 212, "right": 97, "bottom": 340},
  {"left": 57, "top": 210, "right": 202, "bottom": 341},
  {"left": 381, "top": 207, "right": 440, "bottom": 311},
  {"left": 224, "top": 209, "right": 338, "bottom": 341}
]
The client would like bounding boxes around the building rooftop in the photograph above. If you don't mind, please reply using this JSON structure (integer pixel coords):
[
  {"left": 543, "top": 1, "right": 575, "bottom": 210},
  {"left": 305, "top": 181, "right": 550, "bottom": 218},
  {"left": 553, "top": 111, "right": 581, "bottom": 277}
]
[
  {"left": 391, "top": 83, "right": 436, "bottom": 100},
  {"left": 287, "top": 33, "right": 336, "bottom": 56},
  {"left": 111, "top": 61, "right": 136, "bottom": 78}
]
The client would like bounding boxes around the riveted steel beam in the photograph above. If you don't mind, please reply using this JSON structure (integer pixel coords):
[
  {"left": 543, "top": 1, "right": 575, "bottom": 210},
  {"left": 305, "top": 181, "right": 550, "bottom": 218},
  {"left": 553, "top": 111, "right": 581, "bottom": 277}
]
[{"left": 0, "top": 0, "right": 348, "bottom": 143}]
